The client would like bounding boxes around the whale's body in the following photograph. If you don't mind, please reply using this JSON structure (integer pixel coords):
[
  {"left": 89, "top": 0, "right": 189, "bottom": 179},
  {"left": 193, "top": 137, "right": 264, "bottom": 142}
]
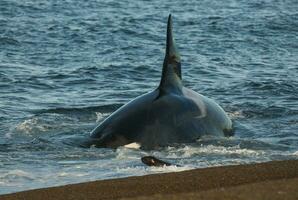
[{"left": 89, "top": 15, "right": 233, "bottom": 149}]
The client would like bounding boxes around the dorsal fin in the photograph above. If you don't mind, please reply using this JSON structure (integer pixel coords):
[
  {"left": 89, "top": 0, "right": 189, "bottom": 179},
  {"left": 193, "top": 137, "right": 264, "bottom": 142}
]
[{"left": 158, "top": 14, "right": 182, "bottom": 94}]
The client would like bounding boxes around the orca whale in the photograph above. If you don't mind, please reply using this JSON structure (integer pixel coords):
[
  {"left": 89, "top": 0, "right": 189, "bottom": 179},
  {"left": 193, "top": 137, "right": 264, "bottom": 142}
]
[{"left": 88, "top": 14, "right": 233, "bottom": 149}]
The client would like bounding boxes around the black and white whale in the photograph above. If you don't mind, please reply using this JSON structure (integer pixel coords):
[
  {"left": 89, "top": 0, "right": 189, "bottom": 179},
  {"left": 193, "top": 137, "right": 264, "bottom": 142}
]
[{"left": 88, "top": 15, "right": 233, "bottom": 149}]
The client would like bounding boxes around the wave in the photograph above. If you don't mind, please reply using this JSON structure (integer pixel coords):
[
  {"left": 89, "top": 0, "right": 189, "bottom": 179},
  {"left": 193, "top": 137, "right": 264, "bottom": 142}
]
[
  {"left": 240, "top": 104, "right": 293, "bottom": 119},
  {"left": 33, "top": 104, "right": 122, "bottom": 115},
  {"left": 242, "top": 80, "right": 298, "bottom": 95},
  {"left": 0, "top": 170, "right": 34, "bottom": 186},
  {"left": 0, "top": 37, "right": 20, "bottom": 46}
]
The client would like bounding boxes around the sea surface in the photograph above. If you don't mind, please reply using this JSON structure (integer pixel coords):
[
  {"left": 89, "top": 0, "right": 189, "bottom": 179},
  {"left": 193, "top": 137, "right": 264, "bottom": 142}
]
[{"left": 0, "top": 0, "right": 297, "bottom": 195}]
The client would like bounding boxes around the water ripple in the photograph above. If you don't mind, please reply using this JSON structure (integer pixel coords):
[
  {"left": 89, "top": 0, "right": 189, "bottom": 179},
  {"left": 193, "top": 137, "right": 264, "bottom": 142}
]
[{"left": 0, "top": 0, "right": 297, "bottom": 195}]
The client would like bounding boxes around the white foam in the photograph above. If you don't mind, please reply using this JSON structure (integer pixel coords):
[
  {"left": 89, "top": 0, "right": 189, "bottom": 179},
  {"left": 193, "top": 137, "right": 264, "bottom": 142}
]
[
  {"left": 163, "top": 145, "right": 263, "bottom": 159},
  {"left": 95, "top": 112, "right": 110, "bottom": 122},
  {"left": 115, "top": 147, "right": 141, "bottom": 160},
  {"left": 0, "top": 170, "right": 33, "bottom": 184},
  {"left": 57, "top": 172, "right": 89, "bottom": 177},
  {"left": 95, "top": 112, "right": 104, "bottom": 122},
  {"left": 228, "top": 110, "right": 245, "bottom": 119},
  {"left": 14, "top": 118, "right": 48, "bottom": 135},
  {"left": 200, "top": 145, "right": 262, "bottom": 156},
  {"left": 124, "top": 142, "right": 141, "bottom": 149},
  {"left": 148, "top": 165, "right": 192, "bottom": 173},
  {"left": 114, "top": 164, "right": 192, "bottom": 177},
  {"left": 8, "top": 114, "right": 78, "bottom": 138}
]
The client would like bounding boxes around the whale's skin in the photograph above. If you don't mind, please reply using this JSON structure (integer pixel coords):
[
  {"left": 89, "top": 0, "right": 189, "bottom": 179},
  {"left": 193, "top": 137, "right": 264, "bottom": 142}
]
[
  {"left": 89, "top": 15, "right": 233, "bottom": 149},
  {"left": 90, "top": 87, "right": 232, "bottom": 149}
]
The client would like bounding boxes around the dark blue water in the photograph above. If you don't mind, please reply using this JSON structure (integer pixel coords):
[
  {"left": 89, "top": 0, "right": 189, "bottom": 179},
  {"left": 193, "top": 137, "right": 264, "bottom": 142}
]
[{"left": 1, "top": 0, "right": 298, "bottom": 194}]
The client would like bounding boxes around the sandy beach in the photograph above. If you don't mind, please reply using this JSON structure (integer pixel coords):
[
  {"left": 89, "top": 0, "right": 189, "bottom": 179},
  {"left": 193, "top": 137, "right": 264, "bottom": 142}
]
[{"left": 1, "top": 159, "right": 298, "bottom": 200}]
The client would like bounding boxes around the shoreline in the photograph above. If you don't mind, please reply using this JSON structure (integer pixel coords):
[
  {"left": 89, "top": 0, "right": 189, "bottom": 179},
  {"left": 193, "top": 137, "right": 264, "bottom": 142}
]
[{"left": 1, "top": 159, "right": 298, "bottom": 200}]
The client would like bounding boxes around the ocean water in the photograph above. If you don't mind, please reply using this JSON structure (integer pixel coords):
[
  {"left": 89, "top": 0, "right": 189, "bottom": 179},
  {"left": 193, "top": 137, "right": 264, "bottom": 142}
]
[{"left": 0, "top": 0, "right": 297, "bottom": 195}]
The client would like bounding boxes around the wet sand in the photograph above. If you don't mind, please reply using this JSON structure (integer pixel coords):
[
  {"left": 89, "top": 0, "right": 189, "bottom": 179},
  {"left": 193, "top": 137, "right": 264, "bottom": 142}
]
[{"left": 1, "top": 159, "right": 298, "bottom": 200}]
